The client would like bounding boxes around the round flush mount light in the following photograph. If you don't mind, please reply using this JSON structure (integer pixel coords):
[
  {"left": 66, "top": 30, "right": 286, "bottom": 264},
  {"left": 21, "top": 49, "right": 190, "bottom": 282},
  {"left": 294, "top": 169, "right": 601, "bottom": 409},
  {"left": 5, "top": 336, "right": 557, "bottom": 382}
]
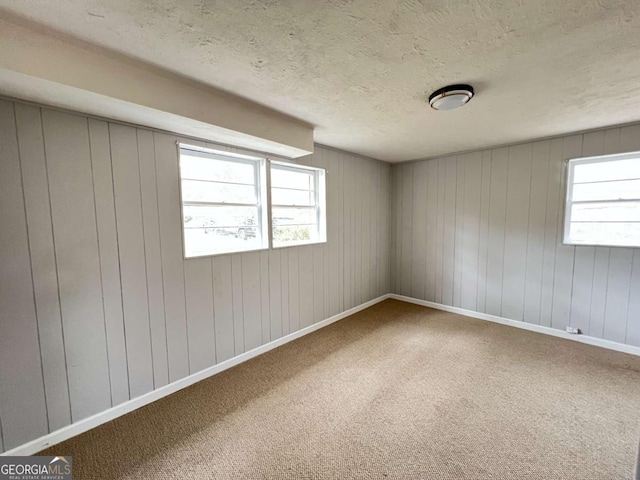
[{"left": 428, "top": 84, "right": 474, "bottom": 111}]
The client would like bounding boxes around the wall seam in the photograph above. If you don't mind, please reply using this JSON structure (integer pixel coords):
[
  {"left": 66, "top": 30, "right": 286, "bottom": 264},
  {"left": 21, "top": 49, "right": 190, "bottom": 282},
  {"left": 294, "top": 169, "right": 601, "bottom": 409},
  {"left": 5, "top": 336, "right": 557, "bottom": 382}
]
[
  {"left": 136, "top": 129, "right": 156, "bottom": 389},
  {"left": 107, "top": 122, "right": 132, "bottom": 401},
  {"left": 14, "top": 102, "right": 51, "bottom": 432},
  {"left": 40, "top": 107, "right": 73, "bottom": 422}
]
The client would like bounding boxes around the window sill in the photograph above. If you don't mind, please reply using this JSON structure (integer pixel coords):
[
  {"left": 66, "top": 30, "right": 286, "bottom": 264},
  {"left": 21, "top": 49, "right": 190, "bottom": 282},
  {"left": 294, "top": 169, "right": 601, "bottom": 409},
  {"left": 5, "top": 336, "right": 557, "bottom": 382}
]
[
  {"left": 272, "top": 240, "right": 327, "bottom": 250},
  {"left": 184, "top": 245, "right": 269, "bottom": 260}
]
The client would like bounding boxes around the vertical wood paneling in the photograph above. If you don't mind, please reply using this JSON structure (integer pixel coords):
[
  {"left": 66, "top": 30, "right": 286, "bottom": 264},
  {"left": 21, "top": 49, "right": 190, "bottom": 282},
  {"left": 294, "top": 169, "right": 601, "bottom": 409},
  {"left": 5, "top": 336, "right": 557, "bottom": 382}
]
[
  {"left": 0, "top": 100, "right": 49, "bottom": 449},
  {"left": 343, "top": 156, "right": 354, "bottom": 308},
  {"left": 391, "top": 125, "right": 640, "bottom": 352},
  {"left": 313, "top": 246, "right": 324, "bottom": 323},
  {"left": 460, "top": 152, "right": 482, "bottom": 311},
  {"left": 441, "top": 158, "right": 457, "bottom": 306},
  {"left": 604, "top": 249, "right": 633, "bottom": 343},
  {"left": 539, "top": 138, "right": 564, "bottom": 327},
  {"left": 393, "top": 165, "right": 404, "bottom": 292},
  {"left": 87, "top": 118, "right": 130, "bottom": 406},
  {"left": 373, "top": 164, "right": 381, "bottom": 298},
  {"left": 501, "top": 144, "right": 532, "bottom": 320},
  {"left": 6, "top": 95, "right": 640, "bottom": 455},
  {"left": 326, "top": 151, "right": 338, "bottom": 314},
  {"left": 0, "top": 100, "right": 393, "bottom": 454},
  {"left": 230, "top": 247, "right": 248, "bottom": 356},
  {"left": 523, "top": 141, "right": 550, "bottom": 325},
  {"left": 110, "top": 123, "right": 154, "bottom": 398},
  {"left": 589, "top": 248, "right": 611, "bottom": 339},
  {"left": 322, "top": 158, "right": 331, "bottom": 318},
  {"left": 15, "top": 103, "right": 71, "bottom": 432},
  {"left": 400, "top": 164, "right": 413, "bottom": 297},
  {"left": 411, "top": 162, "right": 427, "bottom": 299},
  {"left": 425, "top": 160, "right": 438, "bottom": 302},
  {"left": 453, "top": 156, "right": 465, "bottom": 308},
  {"left": 42, "top": 109, "right": 112, "bottom": 421},
  {"left": 361, "top": 162, "right": 372, "bottom": 301},
  {"left": 259, "top": 251, "right": 270, "bottom": 344},
  {"left": 476, "top": 151, "right": 492, "bottom": 313},
  {"left": 569, "top": 246, "right": 595, "bottom": 332},
  {"left": 184, "top": 259, "right": 215, "bottom": 373},
  {"left": 485, "top": 147, "right": 508, "bottom": 316},
  {"left": 269, "top": 249, "right": 282, "bottom": 339},
  {"left": 280, "top": 250, "right": 290, "bottom": 335},
  {"left": 354, "top": 159, "right": 363, "bottom": 305},
  {"left": 241, "top": 252, "right": 262, "bottom": 351},
  {"left": 627, "top": 250, "right": 640, "bottom": 347},
  {"left": 330, "top": 154, "right": 344, "bottom": 315},
  {"left": 549, "top": 135, "right": 581, "bottom": 330},
  {"left": 211, "top": 256, "right": 234, "bottom": 362},
  {"left": 435, "top": 159, "right": 446, "bottom": 304},
  {"left": 288, "top": 248, "right": 300, "bottom": 332},
  {"left": 154, "top": 132, "right": 190, "bottom": 380},
  {"left": 137, "top": 128, "right": 169, "bottom": 388},
  {"left": 298, "top": 246, "right": 314, "bottom": 328}
]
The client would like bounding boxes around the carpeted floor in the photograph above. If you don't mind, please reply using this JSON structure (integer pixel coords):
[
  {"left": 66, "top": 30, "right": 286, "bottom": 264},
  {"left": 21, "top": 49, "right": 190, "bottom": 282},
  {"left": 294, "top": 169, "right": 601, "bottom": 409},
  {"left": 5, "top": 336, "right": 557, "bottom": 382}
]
[{"left": 41, "top": 299, "right": 640, "bottom": 479}]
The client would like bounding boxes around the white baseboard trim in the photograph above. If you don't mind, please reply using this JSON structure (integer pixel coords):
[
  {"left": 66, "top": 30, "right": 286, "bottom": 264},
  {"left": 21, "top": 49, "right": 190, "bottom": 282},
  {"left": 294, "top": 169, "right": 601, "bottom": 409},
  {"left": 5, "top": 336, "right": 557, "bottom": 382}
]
[
  {"left": 2, "top": 294, "right": 391, "bottom": 457},
  {"left": 389, "top": 294, "right": 640, "bottom": 357}
]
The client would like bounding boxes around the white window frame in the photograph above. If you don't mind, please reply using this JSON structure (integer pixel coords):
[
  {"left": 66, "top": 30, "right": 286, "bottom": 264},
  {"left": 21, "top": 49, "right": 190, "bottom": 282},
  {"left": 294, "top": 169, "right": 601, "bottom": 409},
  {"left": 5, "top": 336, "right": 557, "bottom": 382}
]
[
  {"left": 563, "top": 150, "right": 640, "bottom": 248},
  {"left": 178, "top": 143, "right": 269, "bottom": 258},
  {"left": 270, "top": 160, "right": 327, "bottom": 248}
]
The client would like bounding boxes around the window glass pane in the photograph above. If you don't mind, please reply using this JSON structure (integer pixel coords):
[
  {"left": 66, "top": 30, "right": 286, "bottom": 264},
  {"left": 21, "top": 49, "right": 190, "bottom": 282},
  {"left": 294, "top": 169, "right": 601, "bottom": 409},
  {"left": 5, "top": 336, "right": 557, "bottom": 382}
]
[
  {"left": 183, "top": 204, "right": 258, "bottom": 228},
  {"left": 183, "top": 205, "right": 262, "bottom": 257},
  {"left": 181, "top": 179, "right": 256, "bottom": 204},
  {"left": 270, "top": 163, "right": 325, "bottom": 248},
  {"left": 573, "top": 158, "right": 640, "bottom": 183},
  {"left": 273, "top": 225, "right": 317, "bottom": 246},
  {"left": 179, "top": 146, "right": 268, "bottom": 257},
  {"left": 271, "top": 187, "right": 314, "bottom": 206},
  {"left": 569, "top": 222, "right": 640, "bottom": 247},
  {"left": 272, "top": 206, "right": 316, "bottom": 226},
  {"left": 180, "top": 152, "right": 255, "bottom": 184},
  {"left": 571, "top": 201, "right": 640, "bottom": 222},
  {"left": 572, "top": 179, "right": 640, "bottom": 202},
  {"left": 271, "top": 166, "right": 314, "bottom": 189}
]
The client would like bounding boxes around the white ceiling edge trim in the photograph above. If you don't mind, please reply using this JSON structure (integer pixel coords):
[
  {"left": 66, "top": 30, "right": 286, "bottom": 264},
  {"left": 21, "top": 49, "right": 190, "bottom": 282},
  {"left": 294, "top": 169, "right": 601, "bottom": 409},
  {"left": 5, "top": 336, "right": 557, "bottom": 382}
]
[{"left": 0, "top": 17, "right": 313, "bottom": 159}]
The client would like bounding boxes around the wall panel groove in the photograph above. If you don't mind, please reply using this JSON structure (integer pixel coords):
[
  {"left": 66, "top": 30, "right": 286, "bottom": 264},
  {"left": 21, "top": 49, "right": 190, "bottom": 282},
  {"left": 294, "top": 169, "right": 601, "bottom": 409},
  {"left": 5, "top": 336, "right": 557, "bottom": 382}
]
[
  {"left": 391, "top": 127, "right": 640, "bottom": 350},
  {"left": 0, "top": 99, "right": 391, "bottom": 453}
]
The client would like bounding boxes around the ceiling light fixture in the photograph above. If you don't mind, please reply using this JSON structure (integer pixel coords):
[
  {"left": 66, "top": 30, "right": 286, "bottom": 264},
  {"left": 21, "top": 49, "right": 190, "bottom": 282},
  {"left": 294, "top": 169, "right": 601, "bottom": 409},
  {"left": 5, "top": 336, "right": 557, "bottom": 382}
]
[{"left": 428, "top": 84, "right": 474, "bottom": 111}]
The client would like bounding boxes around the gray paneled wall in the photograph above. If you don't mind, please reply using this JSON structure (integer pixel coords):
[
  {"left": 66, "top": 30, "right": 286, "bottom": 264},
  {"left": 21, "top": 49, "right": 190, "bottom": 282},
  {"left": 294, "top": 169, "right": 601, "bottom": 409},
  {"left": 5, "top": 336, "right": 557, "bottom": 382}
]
[
  {"left": 391, "top": 125, "right": 640, "bottom": 348},
  {"left": 0, "top": 99, "right": 391, "bottom": 453}
]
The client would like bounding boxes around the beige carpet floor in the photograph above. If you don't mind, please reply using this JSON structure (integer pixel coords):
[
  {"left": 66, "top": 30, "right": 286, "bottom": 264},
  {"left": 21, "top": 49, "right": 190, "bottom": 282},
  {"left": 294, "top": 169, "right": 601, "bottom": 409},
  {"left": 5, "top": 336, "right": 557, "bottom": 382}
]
[{"left": 41, "top": 299, "right": 640, "bottom": 479}]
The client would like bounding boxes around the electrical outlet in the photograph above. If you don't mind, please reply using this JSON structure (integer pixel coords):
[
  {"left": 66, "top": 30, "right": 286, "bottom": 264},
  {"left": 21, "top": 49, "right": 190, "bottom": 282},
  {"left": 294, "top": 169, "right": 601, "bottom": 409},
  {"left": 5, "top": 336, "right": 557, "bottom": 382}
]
[{"left": 565, "top": 326, "right": 580, "bottom": 335}]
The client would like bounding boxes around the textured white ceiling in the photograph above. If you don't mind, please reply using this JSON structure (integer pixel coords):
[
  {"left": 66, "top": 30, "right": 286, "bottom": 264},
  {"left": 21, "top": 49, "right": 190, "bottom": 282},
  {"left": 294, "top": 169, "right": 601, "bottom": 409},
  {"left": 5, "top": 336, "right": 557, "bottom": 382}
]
[{"left": 2, "top": 0, "right": 640, "bottom": 162}]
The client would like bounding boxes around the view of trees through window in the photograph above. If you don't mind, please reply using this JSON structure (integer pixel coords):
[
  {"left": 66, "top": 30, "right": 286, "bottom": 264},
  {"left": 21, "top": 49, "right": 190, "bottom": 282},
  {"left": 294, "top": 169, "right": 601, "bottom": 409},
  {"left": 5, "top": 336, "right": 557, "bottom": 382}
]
[{"left": 271, "top": 163, "right": 322, "bottom": 247}]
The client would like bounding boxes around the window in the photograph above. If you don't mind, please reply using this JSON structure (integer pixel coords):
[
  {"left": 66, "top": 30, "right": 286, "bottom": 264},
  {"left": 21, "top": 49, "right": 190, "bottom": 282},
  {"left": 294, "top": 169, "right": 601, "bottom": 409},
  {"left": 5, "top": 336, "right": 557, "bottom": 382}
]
[
  {"left": 564, "top": 151, "right": 640, "bottom": 248},
  {"left": 179, "top": 144, "right": 268, "bottom": 257},
  {"left": 270, "top": 161, "right": 326, "bottom": 247}
]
